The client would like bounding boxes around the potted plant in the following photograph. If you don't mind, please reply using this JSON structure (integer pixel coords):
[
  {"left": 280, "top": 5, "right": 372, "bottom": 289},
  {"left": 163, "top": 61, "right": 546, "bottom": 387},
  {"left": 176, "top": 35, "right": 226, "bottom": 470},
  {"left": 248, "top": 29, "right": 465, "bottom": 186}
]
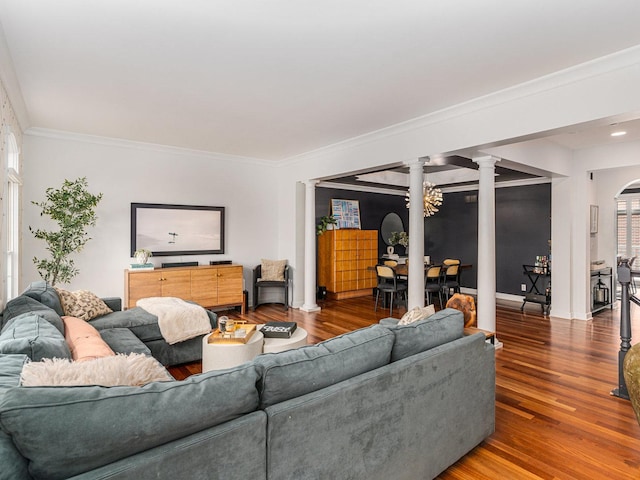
[
  {"left": 133, "top": 249, "right": 153, "bottom": 265},
  {"left": 389, "top": 231, "right": 409, "bottom": 248},
  {"left": 316, "top": 215, "right": 338, "bottom": 235},
  {"left": 389, "top": 231, "right": 409, "bottom": 255},
  {"left": 29, "top": 177, "right": 103, "bottom": 286}
]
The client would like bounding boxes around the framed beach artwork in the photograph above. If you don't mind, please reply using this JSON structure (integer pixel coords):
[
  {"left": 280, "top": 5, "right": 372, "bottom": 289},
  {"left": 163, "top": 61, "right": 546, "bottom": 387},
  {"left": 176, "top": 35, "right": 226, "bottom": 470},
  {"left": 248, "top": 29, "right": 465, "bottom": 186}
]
[{"left": 131, "top": 203, "right": 225, "bottom": 256}]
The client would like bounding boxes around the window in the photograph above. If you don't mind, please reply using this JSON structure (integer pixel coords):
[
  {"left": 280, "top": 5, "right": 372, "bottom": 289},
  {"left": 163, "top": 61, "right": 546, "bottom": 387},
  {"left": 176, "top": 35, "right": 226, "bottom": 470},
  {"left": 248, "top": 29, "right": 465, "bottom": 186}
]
[
  {"left": 4, "top": 130, "right": 21, "bottom": 300},
  {"left": 617, "top": 196, "right": 640, "bottom": 261}
]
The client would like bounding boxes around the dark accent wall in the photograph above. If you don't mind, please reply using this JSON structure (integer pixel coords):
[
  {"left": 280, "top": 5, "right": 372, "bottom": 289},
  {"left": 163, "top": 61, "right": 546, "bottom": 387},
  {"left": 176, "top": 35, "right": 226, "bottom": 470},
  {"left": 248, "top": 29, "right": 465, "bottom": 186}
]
[
  {"left": 316, "top": 183, "right": 551, "bottom": 295},
  {"left": 315, "top": 190, "right": 409, "bottom": 251}
]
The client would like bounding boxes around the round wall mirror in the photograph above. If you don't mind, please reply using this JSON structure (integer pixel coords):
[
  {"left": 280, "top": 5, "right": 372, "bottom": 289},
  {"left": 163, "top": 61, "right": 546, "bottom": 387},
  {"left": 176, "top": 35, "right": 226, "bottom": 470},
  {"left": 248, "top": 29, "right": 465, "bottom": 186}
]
[{"left": 380, "top": 212, "right": 404, "bottom": 245}]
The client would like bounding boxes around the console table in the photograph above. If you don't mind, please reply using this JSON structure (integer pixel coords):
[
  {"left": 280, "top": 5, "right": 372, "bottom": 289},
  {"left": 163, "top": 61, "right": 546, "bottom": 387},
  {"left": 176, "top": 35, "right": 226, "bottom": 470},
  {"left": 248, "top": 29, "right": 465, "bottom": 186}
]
[
  {"left": 124, "top": 264, "right": 244, "bottom": 311},
  {"left": 591, "top": 266, "right": 613, "bottom": 314},
  {"left": 521, "top": 264, "right": 551, "bottom": 315}
]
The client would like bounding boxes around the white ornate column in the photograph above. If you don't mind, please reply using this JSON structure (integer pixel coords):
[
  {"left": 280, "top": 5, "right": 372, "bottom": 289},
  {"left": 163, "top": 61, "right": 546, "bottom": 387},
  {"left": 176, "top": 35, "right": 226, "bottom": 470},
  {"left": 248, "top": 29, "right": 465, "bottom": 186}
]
[
  {"left": 473, "top": 155, "right": 502, "bottom": 348},
  {"left": 406, "top": 157, "right": 426, "bottom": 310},
  {"left": 301, "top": 180, "right": 321, "bottom": 312}
]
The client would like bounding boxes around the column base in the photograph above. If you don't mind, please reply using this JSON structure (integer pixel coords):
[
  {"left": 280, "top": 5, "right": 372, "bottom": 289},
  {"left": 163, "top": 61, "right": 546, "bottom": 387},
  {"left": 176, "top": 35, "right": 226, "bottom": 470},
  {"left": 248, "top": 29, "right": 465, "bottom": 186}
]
[{"left": 300, "top": 303, "right": 321, "bottom": 312}]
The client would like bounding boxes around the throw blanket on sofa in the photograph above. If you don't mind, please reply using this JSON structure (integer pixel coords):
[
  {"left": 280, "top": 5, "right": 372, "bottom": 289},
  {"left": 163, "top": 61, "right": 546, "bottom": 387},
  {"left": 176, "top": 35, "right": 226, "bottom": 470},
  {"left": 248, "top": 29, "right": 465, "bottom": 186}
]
[{"left": 136, "top": 297, "right": 211, "bottom": 345}]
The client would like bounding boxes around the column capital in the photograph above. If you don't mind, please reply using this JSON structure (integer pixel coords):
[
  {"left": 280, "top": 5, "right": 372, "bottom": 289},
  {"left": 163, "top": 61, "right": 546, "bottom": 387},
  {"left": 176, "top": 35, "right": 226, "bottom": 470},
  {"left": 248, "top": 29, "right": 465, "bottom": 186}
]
[
  {"left": 303, "top": 179, "right": 319, "bottom": 187},
  {"left": 472, "top": 155, "right": 500, "bottom": 167},
  {"left": 404, "top": 157, "right": 426, "bottom": 168}
]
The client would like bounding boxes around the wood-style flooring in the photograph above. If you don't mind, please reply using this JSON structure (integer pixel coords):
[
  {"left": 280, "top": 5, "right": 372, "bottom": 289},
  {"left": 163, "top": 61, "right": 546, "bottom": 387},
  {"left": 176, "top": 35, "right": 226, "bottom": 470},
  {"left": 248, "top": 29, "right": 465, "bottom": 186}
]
[{"left": 169, "top": 297, "right": 640, "bottom": 479}]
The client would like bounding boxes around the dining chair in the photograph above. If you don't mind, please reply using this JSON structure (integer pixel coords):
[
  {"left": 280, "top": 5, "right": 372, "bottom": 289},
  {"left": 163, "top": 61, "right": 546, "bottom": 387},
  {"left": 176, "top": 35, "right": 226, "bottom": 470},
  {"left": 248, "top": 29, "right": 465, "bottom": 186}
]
[
  {"left": 374, "top": 264, "right": 407, "bottom": 316},
  {"left": 424, "top": 265, "right": 443, "bottom": 307},
  {"left": 441, "top": 258, "right": 461, "bottom": 300}
]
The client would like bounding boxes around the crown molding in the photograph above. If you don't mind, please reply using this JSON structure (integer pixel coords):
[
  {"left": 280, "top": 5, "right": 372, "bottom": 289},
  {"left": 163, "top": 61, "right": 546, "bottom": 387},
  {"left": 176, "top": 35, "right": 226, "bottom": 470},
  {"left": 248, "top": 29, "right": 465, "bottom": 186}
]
[
  {"left": 24, "top": 127, "right": 272, "bottom": 166},
  {"left": 318, "top": 181, "right": 405, "bottom": 196},
  {"left": 319, "top": 176, "right": 551, "bottom": 196},
  {"left": 282, "top": 45, "right": 640, "bottom": 165}
]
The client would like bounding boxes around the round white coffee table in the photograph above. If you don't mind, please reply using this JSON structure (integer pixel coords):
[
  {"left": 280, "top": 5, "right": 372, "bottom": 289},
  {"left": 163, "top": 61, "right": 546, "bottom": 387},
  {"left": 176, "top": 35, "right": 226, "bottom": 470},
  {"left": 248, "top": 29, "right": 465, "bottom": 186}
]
[
  {"left": 259, "top": 325, "right": 308, "bottom": 354},
  {"left": 201, "top": 330, "right": 264, "bottom": 372}
]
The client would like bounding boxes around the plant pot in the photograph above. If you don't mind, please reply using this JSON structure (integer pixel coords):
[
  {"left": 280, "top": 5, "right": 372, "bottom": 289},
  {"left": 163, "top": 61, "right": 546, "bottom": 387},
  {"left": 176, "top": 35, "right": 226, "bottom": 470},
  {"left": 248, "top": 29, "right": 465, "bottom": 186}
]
[{"left": 135, "top": 253, "right": 150, "bottom": 265}]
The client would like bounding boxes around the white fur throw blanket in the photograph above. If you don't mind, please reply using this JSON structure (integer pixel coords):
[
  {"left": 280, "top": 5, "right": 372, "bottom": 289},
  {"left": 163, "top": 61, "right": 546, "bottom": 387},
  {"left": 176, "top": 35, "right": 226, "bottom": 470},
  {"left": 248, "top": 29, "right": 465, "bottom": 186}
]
[
  {"left": 137, "top": 297, "right": 212, "bottom": 345},
  {"left": 20, "top": 353, "right": 172, "bottom": 387}
]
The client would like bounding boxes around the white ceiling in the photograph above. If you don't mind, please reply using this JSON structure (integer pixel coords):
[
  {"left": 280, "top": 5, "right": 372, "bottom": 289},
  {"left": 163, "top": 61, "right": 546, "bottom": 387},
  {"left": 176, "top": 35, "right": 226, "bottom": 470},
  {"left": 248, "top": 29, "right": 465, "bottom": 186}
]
[{"left": 2, "top": 0, "right": 640, "bottom": 160}]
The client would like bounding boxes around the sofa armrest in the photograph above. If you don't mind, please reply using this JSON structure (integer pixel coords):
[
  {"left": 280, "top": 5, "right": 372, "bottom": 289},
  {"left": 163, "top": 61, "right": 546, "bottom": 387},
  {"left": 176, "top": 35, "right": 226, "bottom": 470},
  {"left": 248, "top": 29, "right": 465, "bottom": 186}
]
[{"left": 102, "top": 297, "right": 122, "bottom": 312}]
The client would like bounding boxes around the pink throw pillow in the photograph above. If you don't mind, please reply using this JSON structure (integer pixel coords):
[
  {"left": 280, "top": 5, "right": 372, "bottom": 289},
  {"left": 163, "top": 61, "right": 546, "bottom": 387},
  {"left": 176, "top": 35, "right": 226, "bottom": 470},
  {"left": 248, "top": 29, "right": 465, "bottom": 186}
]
[{"left": 62, "top": 316, "right": 115, "bottom": 362}]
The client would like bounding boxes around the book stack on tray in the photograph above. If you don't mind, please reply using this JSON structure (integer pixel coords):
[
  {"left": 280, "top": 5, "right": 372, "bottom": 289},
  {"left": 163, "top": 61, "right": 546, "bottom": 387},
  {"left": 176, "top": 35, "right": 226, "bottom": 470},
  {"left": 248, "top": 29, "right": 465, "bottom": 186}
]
[
  {"left": 261, "top": 321, "right": 297, "bottom": 338},
  {"left": 129, "top": 263, "right": 154, "bottom": 271}
]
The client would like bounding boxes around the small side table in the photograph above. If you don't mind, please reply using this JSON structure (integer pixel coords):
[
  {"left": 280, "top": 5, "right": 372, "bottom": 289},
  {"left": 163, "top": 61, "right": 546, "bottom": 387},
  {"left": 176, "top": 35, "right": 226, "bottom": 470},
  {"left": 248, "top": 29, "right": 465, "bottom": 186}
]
[
  {"left": 464, "top": 327, "right": 495, "bottom": 345},
  {"left": 258, "top": 325, "right": 308, "bottom": 354},
  {"left": 201, "top": 330, "right": 264, "bottom": 372}
]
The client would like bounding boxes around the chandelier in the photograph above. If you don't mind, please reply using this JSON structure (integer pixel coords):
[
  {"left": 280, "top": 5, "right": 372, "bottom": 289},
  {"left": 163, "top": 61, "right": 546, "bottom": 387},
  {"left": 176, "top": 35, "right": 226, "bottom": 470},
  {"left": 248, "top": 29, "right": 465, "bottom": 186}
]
[{"left": 406, "top": 181, "right": 443, "bottom": 217}]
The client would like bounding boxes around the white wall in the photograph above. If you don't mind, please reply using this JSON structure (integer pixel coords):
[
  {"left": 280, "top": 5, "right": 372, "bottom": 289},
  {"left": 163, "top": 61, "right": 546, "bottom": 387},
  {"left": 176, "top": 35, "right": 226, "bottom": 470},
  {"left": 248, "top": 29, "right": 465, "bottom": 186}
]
[
  {"left": 276, "top": 47, "right": 640, "bottom": 319},
  {"left": 21, "top": 133, "right": 280, "bottom": 303}
]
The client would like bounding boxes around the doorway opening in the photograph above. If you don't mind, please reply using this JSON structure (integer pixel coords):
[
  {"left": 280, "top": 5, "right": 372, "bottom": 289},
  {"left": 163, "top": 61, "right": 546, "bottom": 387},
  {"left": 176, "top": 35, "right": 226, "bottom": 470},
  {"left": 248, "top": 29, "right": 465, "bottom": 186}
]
[{"left": 616, "top": 181, "right": 640, "bottom": 295}]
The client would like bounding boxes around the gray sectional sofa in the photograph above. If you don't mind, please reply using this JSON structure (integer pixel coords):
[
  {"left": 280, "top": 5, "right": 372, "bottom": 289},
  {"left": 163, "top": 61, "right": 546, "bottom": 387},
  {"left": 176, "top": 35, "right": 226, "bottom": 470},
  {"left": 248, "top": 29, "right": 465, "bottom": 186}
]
[
  {"left": 0, "top": 303, "right": 495, "bottom": 480},
  {"left": 0, "top": 281, "right": 217, "bottom": 366}
]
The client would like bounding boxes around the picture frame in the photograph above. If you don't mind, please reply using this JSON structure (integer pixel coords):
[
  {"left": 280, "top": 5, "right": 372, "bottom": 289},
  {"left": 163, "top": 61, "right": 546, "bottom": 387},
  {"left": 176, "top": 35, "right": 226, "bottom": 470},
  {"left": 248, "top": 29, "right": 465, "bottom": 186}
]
[
  {"left": 131, "top": 203, "right": 225, "bottom": 256},
  {"left": 331, "top": 199, "right": 361, "bottom": 229},
  {"left": 590, "top": 205, "right": 598, "bottom": 234}
]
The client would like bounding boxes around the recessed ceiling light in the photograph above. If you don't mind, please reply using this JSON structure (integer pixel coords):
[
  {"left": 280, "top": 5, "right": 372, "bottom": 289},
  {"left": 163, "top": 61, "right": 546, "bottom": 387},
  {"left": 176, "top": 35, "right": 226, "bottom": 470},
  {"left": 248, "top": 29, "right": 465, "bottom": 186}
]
[{"left": 611, "top": 130, "right": 627, "bottom": 137}]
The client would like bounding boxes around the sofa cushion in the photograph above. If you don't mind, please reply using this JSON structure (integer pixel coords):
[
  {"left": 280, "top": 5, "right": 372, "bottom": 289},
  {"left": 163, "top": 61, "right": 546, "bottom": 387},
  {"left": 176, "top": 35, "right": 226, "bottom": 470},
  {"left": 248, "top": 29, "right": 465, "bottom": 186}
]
[
  {"left": 88, "top": 307, "right": 165, "bottom": 342},
  {"left": 20, "top": 353, "right": 172, "bottom": 387},
  {"left": 386, "top": 308, "right": 464, "bottom": 362},
  {"left": 0, "top": 314, "right": 71, "bottom": 361},
  {"left": 1, "top": 296, "right": 64, "bottom": 335},
  {"left": 89, "top": 307, "right": 217, "bottom": 344},
  {"left": 99, "top": 327, "right": 152, "bottom": 356},
  {"left": 55, "top": 288, "right": 113, "bottom": 321},
  {"left": 62, "top": 316, "right": 115, "bottom": 362},
  {"left": 254, "top": 324, "right": 394, "bottom": 409},
  {"left": 0, "top": 354, "right": 29, "bottom": 391},
  {"left": 0, "top": 363, "right": 260, "bottom": 480},
  {"left": 21, "top": 281, "right": 64, "bottom": 316},
  {"left": 0, "top": 355, "right": 30, "bottom": 480}
]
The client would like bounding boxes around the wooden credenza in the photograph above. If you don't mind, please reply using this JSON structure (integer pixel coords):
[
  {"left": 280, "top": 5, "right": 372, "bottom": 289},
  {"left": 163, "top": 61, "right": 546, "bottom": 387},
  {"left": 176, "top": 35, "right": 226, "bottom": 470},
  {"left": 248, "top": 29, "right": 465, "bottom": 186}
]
[
  {"left": 318, "top": 229, "right": 378, "bottom": 299},
  {"left": 124, "top": 264, "right": 244, "bottom": 312}
]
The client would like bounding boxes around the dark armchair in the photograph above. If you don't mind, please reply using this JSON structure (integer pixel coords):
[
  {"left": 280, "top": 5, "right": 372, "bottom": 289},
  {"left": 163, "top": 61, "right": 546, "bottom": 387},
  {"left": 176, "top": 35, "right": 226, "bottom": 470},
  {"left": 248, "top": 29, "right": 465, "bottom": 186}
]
[{"left": 253, "top": 263, "right": 290, "bottom": 311}]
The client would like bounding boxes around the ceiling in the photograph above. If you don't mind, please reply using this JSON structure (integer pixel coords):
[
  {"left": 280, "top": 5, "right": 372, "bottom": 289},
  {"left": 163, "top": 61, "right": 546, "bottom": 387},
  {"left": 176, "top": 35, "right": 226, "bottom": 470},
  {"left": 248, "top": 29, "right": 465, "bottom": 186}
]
[
  {"left": 1, "top": 1, "right": 640, "bottom": 162},
  {"left": 323, "top": 155, "right": 542, "bottom": 192}
]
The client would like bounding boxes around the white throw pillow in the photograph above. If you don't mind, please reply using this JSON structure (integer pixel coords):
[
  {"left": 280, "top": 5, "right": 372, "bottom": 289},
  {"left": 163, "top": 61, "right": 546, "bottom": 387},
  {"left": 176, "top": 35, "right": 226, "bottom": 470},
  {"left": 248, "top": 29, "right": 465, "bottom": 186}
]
[
  {"left": 20, "top": 353, "right": 172, "bottom": 387},
  {"left": 398, "top": 304, "right": 436, "bottom": 325}
]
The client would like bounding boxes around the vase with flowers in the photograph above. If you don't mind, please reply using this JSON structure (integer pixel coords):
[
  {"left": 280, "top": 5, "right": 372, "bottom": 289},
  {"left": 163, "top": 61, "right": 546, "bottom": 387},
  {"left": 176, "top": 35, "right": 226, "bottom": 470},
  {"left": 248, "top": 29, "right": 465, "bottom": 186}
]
[{"left": 388, "top": 231, "right": 409, "bottom": 255}]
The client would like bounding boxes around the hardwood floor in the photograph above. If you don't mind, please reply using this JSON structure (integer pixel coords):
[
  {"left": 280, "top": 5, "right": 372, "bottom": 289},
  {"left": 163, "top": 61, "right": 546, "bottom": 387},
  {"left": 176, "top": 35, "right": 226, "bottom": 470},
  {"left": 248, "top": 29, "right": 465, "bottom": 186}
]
[{"left": 169, "top": 298, "right": 640, "bottom": 479}]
